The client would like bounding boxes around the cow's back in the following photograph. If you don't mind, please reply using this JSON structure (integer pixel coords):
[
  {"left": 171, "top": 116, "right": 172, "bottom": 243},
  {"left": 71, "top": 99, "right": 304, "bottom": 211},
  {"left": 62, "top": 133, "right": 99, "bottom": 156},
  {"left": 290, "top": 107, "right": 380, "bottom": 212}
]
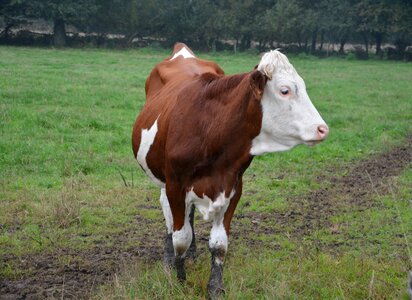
[{"left": 145, "top": 43, "right": 224, "bottom": 101}]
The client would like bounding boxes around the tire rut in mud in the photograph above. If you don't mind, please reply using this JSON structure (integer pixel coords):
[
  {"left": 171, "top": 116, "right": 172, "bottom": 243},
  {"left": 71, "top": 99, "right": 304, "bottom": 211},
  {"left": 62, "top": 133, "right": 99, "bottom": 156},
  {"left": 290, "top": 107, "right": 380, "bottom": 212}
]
[
  {"left": 232, "top": 136, "right": 412, "bottom": 244},
  {"left": 1, "top": 137, "right": 411, "bottom": 299}
]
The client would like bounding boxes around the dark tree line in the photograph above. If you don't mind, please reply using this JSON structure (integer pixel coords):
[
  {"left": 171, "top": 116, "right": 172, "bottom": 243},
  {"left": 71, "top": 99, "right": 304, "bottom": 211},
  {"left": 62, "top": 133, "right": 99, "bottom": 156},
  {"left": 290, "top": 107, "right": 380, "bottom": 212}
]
[{"left": 1, "top": 0, "right": 411, "bottom": 58}]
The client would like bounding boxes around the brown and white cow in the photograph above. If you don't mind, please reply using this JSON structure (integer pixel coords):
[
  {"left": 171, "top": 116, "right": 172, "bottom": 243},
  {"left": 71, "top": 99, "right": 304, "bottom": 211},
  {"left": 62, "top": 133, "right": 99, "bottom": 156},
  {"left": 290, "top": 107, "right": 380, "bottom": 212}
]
[{"left": 132, "top": 43, "right": 328, "bottom": 297}]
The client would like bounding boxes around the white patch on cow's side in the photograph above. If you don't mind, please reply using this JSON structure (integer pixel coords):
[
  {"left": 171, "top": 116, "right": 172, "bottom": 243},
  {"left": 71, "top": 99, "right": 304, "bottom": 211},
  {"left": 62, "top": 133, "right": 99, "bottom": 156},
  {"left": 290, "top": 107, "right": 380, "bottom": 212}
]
[
  {"left": 160, "top": 188, "right": 173, "bottom": 234},
  {"left": 136, "top": 117, "right": 165, "bottom": 187},
  {"left": 170, "top": 47, "right": 195, "bottom": 60},
  {"left": 172, "top": 202, "right": 193, "bottom": 257},
  {"left": 250, "top": 50, "right": 327, "bottom": 156}
]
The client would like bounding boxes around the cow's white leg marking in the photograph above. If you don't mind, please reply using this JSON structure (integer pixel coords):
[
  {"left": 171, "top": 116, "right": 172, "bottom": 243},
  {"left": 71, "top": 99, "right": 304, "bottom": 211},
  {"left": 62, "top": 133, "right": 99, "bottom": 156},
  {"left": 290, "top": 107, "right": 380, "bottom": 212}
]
[
  {"left": 172, "top": 201, "right": 193, "bottom": 257},
  {"left": 170, "top": 47, "right": 195, "bottom": 60},
  {"left": 206, "top": 190, "right": 235, "bottom": 297},
  {"left": 136, "top": 116, "right": 164, "bottom": 187},
  {"left": 160, "top": 188, "right": 173, "bottom": 233},
  {"left": 209, "top": 191, "right": 234, "bottom": 264}
]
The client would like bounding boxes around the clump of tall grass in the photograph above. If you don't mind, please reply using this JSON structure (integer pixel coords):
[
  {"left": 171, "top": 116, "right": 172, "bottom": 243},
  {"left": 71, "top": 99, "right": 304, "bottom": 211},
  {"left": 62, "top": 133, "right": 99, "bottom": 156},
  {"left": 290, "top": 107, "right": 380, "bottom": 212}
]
[{"left": 52, "top": 176, "right": 87, "bottom": 228}]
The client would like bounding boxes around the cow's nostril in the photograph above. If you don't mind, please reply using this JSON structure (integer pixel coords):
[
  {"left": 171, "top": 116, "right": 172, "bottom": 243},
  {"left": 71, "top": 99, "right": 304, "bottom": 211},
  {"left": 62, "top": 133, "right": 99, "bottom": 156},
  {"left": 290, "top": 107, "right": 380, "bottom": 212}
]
[{"left": 317, "top": 125, "right": 329, "bottom": 139}]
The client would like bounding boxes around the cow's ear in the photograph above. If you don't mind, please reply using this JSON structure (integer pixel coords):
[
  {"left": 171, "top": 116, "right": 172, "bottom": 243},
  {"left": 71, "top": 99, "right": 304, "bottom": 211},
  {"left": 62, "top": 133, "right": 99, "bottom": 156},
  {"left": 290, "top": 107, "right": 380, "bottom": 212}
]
[{"left": 250, "top": 70, "right": 267, "bottom": 99}]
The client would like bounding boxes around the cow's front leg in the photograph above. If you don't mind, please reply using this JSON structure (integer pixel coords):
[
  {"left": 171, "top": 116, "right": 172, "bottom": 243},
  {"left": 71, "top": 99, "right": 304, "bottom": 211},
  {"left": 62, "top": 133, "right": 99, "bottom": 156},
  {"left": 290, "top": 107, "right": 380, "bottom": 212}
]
[
  {"left": 208, "top": 220, "right": 227, "bottom": 298},
  {"left": 167, "top": 183, "right": 193, "bottom": 282},
  {"left": 207, "top": 184, "right": 242, "bottom": 299}
]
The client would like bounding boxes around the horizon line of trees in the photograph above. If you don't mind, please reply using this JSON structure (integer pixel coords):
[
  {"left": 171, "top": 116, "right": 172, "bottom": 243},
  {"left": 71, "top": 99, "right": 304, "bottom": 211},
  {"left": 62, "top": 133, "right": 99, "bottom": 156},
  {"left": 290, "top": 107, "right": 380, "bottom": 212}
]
[{"left": 1, "top": 0, "right": 411, "bottom": 59}]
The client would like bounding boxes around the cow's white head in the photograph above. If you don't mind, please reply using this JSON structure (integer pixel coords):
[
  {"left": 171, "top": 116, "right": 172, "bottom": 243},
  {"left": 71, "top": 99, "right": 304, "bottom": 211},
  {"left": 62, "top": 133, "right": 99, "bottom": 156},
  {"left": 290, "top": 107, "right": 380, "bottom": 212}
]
[{"left": 250, "top": 50, "right": 329, "bottom": 155}]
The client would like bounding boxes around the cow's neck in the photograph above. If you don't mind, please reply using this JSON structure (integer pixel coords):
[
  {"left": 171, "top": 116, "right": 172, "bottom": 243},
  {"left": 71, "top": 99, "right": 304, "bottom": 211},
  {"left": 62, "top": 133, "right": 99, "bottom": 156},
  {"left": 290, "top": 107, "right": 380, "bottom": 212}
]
[{"left": 201, "top": 72, "right": 263, "bottom": 174}]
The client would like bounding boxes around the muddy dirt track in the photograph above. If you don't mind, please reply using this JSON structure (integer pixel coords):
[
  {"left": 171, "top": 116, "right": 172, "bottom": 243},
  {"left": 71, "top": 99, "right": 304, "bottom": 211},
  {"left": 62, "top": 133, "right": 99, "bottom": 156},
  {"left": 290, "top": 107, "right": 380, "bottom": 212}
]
[{"left": 1, "top": 137, "right": 411, "bottom": 299}]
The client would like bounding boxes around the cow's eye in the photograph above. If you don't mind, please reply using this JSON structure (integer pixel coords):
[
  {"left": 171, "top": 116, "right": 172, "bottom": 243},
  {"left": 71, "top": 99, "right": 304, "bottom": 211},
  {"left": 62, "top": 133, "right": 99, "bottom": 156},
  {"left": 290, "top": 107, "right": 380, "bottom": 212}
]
[{"left": 280, "top": 87, "right": 289, "bottom": 95}]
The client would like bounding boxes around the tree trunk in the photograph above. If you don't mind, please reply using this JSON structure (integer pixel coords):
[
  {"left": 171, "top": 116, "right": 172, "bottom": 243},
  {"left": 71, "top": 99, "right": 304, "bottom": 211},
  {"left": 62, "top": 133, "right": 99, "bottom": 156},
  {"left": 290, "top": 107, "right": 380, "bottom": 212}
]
[
  {"left": 125, "top": 31, "right": 140, "bottom": 46},
  {"left": 338, "top": 39, "right": 346, "bottom": 54},
  {"left": 375, "top": 32, "right": 383, "bottom": 56},
  {"left": 395, "top": 37, "right": 407, "bottom": 59},
  {"left": 246, "top": 37, "right": 251, "bottom": 50},
  {"left": 53, "top": 18, "right": 66, "bottom": 47},
  {"left": 319, "top": 31, "right": 324, "bottom": 51},
  {"left": 258, "top": 40, "right": 266, "bottom": 52},
  {"left": 211, "top": 38, "right": 216, "bottom": 53},
  {"left": 363, "top": 33, "right": 369, "bottom": 56},
  {"left": 297, "top": 32, "right": 302, "bottom": 50},
  {"left": 311, "top": 29, "right": 317, "bottom": 54},
  {"left": 0, "top": 23, "right": 13, "bottom": 41}
]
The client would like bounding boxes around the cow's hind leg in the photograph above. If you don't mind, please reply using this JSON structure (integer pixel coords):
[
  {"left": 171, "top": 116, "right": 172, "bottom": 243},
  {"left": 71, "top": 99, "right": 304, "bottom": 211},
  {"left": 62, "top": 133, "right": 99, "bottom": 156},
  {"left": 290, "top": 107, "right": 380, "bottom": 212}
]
[
  {"left": 186, "top": 205, "right": 197, "bottom": 260},
  {"left": 167, "top": 183, "right": 193, "bottom": 282},
  {"left": 160, "top": 188, "right": 174, "bottom": 266},
  {"left": 207, "top": 184, "right": 242, "bottom": 299},
  {"left": 173, "top": 203, "right": 193, "bottom": 281}
]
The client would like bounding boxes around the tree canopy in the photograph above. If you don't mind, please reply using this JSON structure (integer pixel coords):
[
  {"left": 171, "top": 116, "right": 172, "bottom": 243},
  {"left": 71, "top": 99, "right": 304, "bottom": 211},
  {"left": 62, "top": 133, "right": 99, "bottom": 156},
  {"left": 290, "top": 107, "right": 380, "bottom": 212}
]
[{"left": 1, "top": 0, "right": 411, "bottom": 58}]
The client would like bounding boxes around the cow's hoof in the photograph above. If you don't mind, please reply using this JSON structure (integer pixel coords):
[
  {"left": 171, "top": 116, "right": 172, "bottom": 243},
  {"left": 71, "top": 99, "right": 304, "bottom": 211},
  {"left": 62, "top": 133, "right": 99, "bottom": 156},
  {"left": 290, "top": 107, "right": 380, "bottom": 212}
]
[
  {"left": 163, "top": 252, "right": 175, "bottom": 268},
  {"left": 186, "top": 246, "right": 197, "bottom": 261},
  {"left": 207, "top": 283, "right": 225, "bottom": 300},
  {"left": 175, "top": 256, "right": 186, "bottom": 282}
]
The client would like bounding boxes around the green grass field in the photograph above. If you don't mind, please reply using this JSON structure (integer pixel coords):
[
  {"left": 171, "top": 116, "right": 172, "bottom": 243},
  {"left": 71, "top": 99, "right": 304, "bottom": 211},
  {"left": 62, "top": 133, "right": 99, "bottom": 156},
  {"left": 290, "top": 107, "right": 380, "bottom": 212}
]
[{"left": 0, "top": 46, "right": 411, "bottom": 299}]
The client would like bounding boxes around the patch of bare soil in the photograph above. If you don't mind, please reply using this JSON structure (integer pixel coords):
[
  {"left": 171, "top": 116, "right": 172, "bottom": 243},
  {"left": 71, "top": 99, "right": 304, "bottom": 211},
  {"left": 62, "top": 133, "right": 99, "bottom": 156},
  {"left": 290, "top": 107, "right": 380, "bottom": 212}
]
[
  {"left": 231, "top": 136, "right": 412, "bottom": 245},
  {"left": 1, "top": 137, "right": 411, "bottom": 299},
  {"left": 0, "top": 217, "right": 164, "bottom": 299}
]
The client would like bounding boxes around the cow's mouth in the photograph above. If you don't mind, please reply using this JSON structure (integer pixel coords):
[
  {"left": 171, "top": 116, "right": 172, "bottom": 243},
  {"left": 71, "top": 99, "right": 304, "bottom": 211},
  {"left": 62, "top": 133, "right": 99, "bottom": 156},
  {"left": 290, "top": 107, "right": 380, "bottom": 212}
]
[{"left": 304, "top": 140, "right": 323, "bottom": 146}]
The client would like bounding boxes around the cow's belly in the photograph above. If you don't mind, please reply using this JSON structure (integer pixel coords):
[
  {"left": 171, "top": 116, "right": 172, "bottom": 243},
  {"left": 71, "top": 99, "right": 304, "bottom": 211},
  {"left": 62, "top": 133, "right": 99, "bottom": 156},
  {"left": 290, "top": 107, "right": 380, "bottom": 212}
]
[
  {"left": 136, "top": 117, "right": 165, "bottom": 187},
  {"left": 186, "top": 188, "right": 235, "bottom": 221}
]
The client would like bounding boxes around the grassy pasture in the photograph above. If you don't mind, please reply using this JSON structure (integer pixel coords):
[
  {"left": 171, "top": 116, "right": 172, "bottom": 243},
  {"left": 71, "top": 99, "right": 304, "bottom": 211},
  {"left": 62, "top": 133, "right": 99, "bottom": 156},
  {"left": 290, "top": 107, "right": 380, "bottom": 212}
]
[{"left": 0, "top": 46, "right": 411, "bottom": 299}]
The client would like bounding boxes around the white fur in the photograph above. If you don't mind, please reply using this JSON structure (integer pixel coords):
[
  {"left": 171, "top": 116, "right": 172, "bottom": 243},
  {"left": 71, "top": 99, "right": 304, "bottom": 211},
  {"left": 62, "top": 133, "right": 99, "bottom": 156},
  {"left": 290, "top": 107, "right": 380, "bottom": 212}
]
[
  {"left": 209, "top": 191, "right": 234, "bottom": 261},
  {"left": 136, "top": 117, "right": 165, "bottom": 187},
  {"left": 251, "top": 50, "right": 327, "bottom": 155},
  {"left": 187, "top": 189, "right": 234, "bottom": 252},
  {"left": 186, "top": 188, "right": 234, "bottom": 221},
  {"left": 160, "top": 188, "right": 173, "bottom": 234},
  {"left": 172, "top": 201, "right": 193, "bottom": 256},
  {"left": 186, "top": 188, "right": 214, "bottom": 220},
  {"left": 170, "top": 47, "right": 195, "bottom": 60},
  {"left": 172, "top": 188, "right": 234, "bottom": 257}
]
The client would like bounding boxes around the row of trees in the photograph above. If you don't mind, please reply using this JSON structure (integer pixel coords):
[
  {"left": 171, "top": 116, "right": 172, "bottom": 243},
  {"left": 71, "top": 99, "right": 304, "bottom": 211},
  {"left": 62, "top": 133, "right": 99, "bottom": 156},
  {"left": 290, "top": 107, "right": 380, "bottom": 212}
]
[{"left": 1, "top": 0, "right": 411, "bottom": 58}]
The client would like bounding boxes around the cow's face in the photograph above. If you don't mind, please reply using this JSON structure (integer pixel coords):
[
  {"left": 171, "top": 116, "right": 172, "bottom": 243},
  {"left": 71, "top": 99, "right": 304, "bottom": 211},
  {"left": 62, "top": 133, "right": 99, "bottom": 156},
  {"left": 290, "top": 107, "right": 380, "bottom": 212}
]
[{"left": 251, "top": 50, "right": 328, "bottom": 155}]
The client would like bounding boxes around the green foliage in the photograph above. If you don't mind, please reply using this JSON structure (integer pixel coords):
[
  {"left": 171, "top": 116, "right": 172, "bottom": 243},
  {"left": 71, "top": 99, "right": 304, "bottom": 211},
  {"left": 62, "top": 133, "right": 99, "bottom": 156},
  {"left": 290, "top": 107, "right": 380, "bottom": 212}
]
[
  {"left": 1, "top": 0, "right": 99, "bottom": 46},
  {"left": 355, "top": 0, "right": 412, "bottom": 54},
  {"left": 1, "top": 0, "right": 411, "bottom": 56},
  {"left": 12, "top": 0, "right": 98, "bottom": 24}
]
